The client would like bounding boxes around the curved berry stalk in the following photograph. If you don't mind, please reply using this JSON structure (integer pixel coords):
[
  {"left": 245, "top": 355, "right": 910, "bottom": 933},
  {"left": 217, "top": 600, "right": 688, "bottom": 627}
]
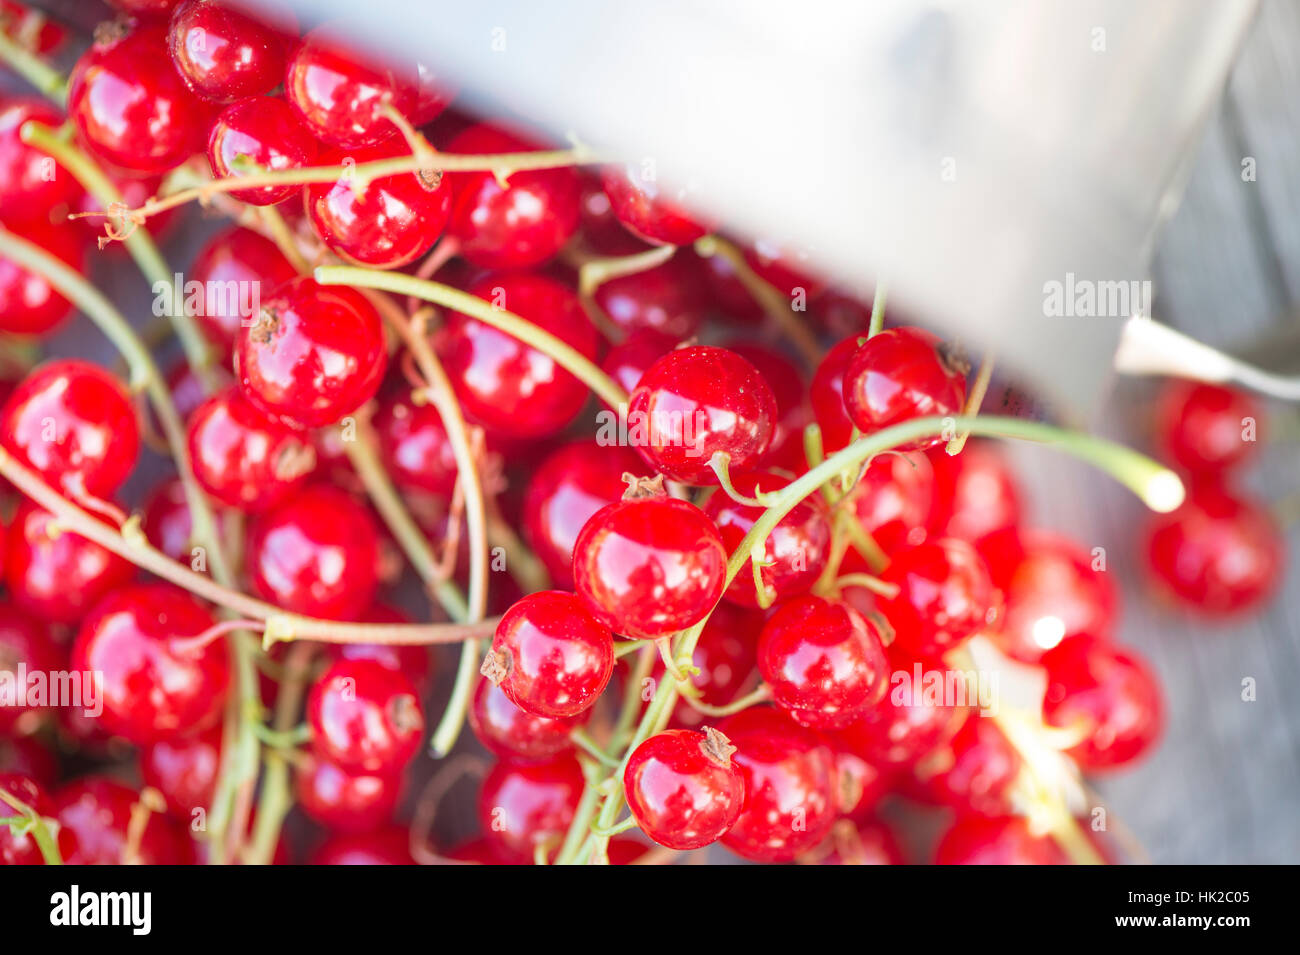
[{"left": 0, "top": 27, "right": 66, "bottom": 105}]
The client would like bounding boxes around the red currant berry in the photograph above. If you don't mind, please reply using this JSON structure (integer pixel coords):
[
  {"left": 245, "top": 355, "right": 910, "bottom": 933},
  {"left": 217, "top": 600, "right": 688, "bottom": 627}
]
[
  {"left": 485, "top": 590, "right": 615, "bottom": 721},
  {"left": 831, "top": 666, "right": 970, "bottom": 766},
  {"left": 247, "top": 484, "right": 380, "bottom": 620},
  {"left": 310, "top": 826, "right": 415, "bottom": 865},
  {"left": 295, "top": 751, "right": 401, "bottom": 834},
  {"left": 237, "top": 276, "right": 387, "bottom": 429},
  {"left": 4, "top": 499, "right": 134, "bottom": 624},
  {"left": 704, "top": 470, "right": 831, "bottom": 607},
  {"left": 140, "top": 723, "right": 221, "bottom": 819},
  {"left": 71, "top": 584, "right": 230, "bottom": 745},
  {"left": 168, "top": 0, "right": 293, "bottom": 102},
  {"left": 758, "top": 595, "right": 889, "bottom": 729},
  {"left": 68, "top": 22, "right": 209, "bottom": 175},
  {"left": 577, "top": 171, "right": 653, "bottom": 255},
  {"left": 934, "top": 815, "right": 1067, "bottom": 865},
  {"left": 600, "top": 329, "right": 677, "bottom": 396},
  {"left": 624, "top": 727, "right": 745, "bottom": 850},
  {"left": 726, "top": 340, "right": 811, "bottom": 473},
  {"left": 0, "top": 218, "right": 85, "bottom": 337},
  {"left": 830, "top": 745, "right": 893, "bottom": 819},
  {"left": 926, "top": 440, "right": 1020, "bottom": 543},
  {"left": 627, "top": 345, "right": 777, "bottom": 485},
  {"left": 844, "top": 450, "right": 934, "bottom": 554},
  {"left": 911, "top": 713, "right": 1020, "bottom": 817},
  {"left": 1156, "top": 380, "right": 1260, "bottom": 473},
  {"left": 979, "top": 529, "right": 1117, "bottom": 662},
  {"left": 141, "top": 476, "right": 231, "bottom": 566},
  {"left": 1, "top": 2, "right": 67, "bottom": 54},
  {"left": 54, "top": 776, "right": 194, "bottom": 865},
  {"left": 593, "top": 251, "right": 710, "bottom": 340},
  {"left": 207, "top": 96, "right": 317, "bottom": 205},
  {"left": 187, "top": 385, "right": 317, "bottom": 512},
  {"left": 817, "top": 818, "right": 904, "bottom": 865},
  {"left": 371, "top": 384, "right": 459, "bottom": 498},
  {"left": 445, "top": 124, "right": 581, "bottom": 269},
  {"left": 330, "top": 604, "right": 434, "bottom": 692},
  {"left": 307, "top": 658, "right": 424, "bottom": 774},
  {"left": 842, "top": 327, "right": 968, "bottom": 450},
  {"left": 879, "top": 538, "right": 996, "bottom": 660},
  {"left": 0, "top": 97, "right": 82, "bottom": 224},
  {"left": 1, "top": 359, "right": 140, "bottom": 499},
  {"left": 1145, "top": 481, "right": 1282, "bottom": 615},
  {"left": 477, "top": 754, "right": 585, "bottom": 860},
  {"left": 701, "top": 249, "right": 764, "bottom": 322},
  {"left": 717, "top": 707, "right": 837, "bottom": 862},
  {"left": 189, "top": 225, "right": 298, "bottom": 361},
  {"left": 1041, "top": 634, "right": 1163, "bottom": 770},
  {"left": 573, "top": 492, "right": 727, "bottom": 639},
  {"left": 600, "top": 163, "right": 712, "bottom": 246},
  {"left": 743, "top": 237, "right": 827, "bottom": 301},
  {"left": 306, "top": 139, "right": 453, "bottom": 269},
  {"left": 469, "top": 677, "right": 586, "bottom": 761},
  {"left": 438, "top": 272, "right": 596, "bottom": 438},
  {"left": 662, "top": 602, "right": 761, "bottom": 729},
  {"left": 1, "top": 774, "right": 76, "bottom": 864},
  {"left": 72, "top": 168, "right": 181, "bottom": 246},
  {"left": 809, "top": 336, "right": 860, "bottom": 454},
  {"left": 0, "top": 605, "right": 64, "bottom": 733}
]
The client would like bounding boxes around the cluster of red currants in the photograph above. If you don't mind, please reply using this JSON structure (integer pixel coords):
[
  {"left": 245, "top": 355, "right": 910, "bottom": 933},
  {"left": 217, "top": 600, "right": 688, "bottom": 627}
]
[{"left": 0, "top": 0, "right": 1280, "bottom": 867}]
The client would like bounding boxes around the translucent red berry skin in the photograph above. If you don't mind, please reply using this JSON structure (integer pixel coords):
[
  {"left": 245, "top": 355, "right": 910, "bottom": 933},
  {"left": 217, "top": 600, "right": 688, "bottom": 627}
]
[
  {"left": 237, "top": 276, "right": 387, "bottom": 429},
  {"left": 704, "top": 470, "right": 831, "bottom": 607},
  {"left": 0, "top": 218, "right": 85, "bottom": 336},
  {"left": 488, "top": 591, "right": 614, "bottom": 720},
  {"left": 168, "top": 0, "right": 292, "bottom": 102},
  {"left": 935, "top": 815, "right": 1067, "bottom": 865},
  {"left": 307, "top": 658, "right": 425, "bottom": 774},
  {"left": 758, "top": 596, "right": 889, "bottom": 730},
  {"left": 208, "top": 96, "right": 317, "bottom": 205},
  {"left": 879, "top": 538, "right": 996, "bottom": 661},
  {"left": 1041, "top": 634, "right": 1164, "bottom": 770},
  {"left": 663, "top": 602, "right": 762, "bottom": 729},
  {"left": 187, "top": 385, "right": 317, "bottom": 512},
  {"left": 593, "top": 252, "right": 710, "bottom": 340},
  {"left": 68, "top": 23, "right": 209, "bottom": 175},
  {"left": 743, "top": 238, "right": 827, "bottom": 300},
  {"left": 979, "top": 529, "right": 1117, "bottom": 662},
  {"left": 330, "top": 605, "right": 434, "bottom": 692},
  {"left": 189, "top": 225, "right": 298, "bottom": 361},
  {"left": 310, "top": 826, "right": 416, "bottom": 865},
  {"left": 521, "top": 440, "right": 646, "bottom": 588},
  {"left": 4, "top": 499, "right": 135, "bottom": 624},
  {"left": 0, "top": 605, "right": 63, "bottom": 733},
  {"left": 818, "top": 817, "right": 904, "bottom": 865},
  {"left": 0, "top": 97, "right": 82, "bottom": 223},
  {"left": 1, "top": 359, "right": 140, "bottom": 499},
  {"left": 1156, "top": 380, "right": 1260, "bottom": 473},
  {"left": 445, "top": 124, "right": 581, "bottom": 269},
  {"left": 727, "top": 340, "right": 811, "bottom": 473},
  {"left": 573, "top": 495, "right": 727, "bottom": 639},
  {"left": 600, "top": 329, "right": 677, "bottom": 396},
  {"left": 624, "top": 729, "right": 745, "bottom": 850},
  {"left": 926, "top": 440, "right": 1020, "bottom": 544},
  {"left": 140, "top": 723, "right": 221, "bottom": 818},
  {"left": 1145, "top": 481, "right": 1282, "bottom": 615},
  {"left": 718, "top": 707, "right": 837, "bottom": 862},
  {"left": 1, "top": 774, "right": 76, "bottom": 865},
  {"left": 912, "top": 713, "right": 1020, "bottom": 818},
  {"left": 469, "top": 678, "right": 586, "bottom": 761},
  {"left": 306, "top": 140, "right": 453, "bottom": 269},
  {"left": 54, "top": 776, "right": 193, "bottom": 865},
  {"left": 600, "top": 163, "right": 712, "bottom": 246},
  {"left": 295, "top": 752, "right": 401, "bottom": 834},
  {"left": 439, "top": 272, "right": 596, "bottom": 438},
  {"left": 283, "top": 29, "right": 407, "bottom": 148},
  {"left": 478, "top": 754, "right": 585, "bottom": 860},
  {"left": 846, "top": 450, "right": 934, "bottom": 554},
  {"left": 832, "top": 667, "right": 969, "bottom": 766},
  {"left": 809, "top": 336, "right": 861, "bottom": 454},
  {"left": 370, "top": 385, "right": 458, "bottom": 497},
  {"left": 842, "top": 327, "right": 968, "bottom": 451},
  {"left": 627, "top": 345, "right": 777, "bottom": 485},
  {"left": 71, "top": 584, "right": 230, "bottom": 745}
]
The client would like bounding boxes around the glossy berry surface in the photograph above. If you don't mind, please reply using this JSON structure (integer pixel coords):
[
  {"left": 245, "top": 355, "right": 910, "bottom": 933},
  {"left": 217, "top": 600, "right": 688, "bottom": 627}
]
[
  {"left": 1156, "top": 380, "right": 1260, "bottom": 473},
  {"left": 600, "top": 329, "right": 677, "bottom": 396},
  {"left": 879, "top": 538, "right": 996, "bottom": 660},
  {"left": 521, "top": 440, "right": 645, "bottom": 587},
  {"left": 0, "top": 97, "right": 81, "bottom": 224},
  {"left": 573, "top": 493, "right": 727, "bottom": 639},
  {"left": 438, "top": 272, "right": 596, "bottom": 438},
  {"left": 485, "top": 591, "right": 614, "bottom": 720},
  {"left": 469, "top": 678, "right": 586, "bottom": 761},
  {"left": 743, "top": 238, "right": 826, "bottom": 300},
  {"left": 370, "top": 384, "right": 458, "bottom": 497},
  {"left": 307, "top": 658, "right": 425, "bottom": 774},
  {"left": 624, "top": 728, "right": 745, "bottom": 850},
  {"left": 1041, "top": 634, "right": 1164, "bottom": 770},
  {"left": 168, "top": 0, "right": 292, "bottom": 102},
  {"left": 237, "top": 276, "right": 387, "bottom": 429},
  {"left": 140, "top": 723, "right": 221, "bottom": 818},
  {"left": 600, "top": 163, "right": 712, "bottom": 246},
  {"left": 295, "top": 752, "right": 401, "bottom": 834},
  {"left": 832, "top": 666, "right": 969, "bottom": 766},
  {"left": 846, "top": 450, "right": 934, "bottom": 554},
  {"left": 935, "top": 815, "right": 1067, "bottom": 865},
  {"left": 1145, "top": 481, "right": 1283, "bottom": 615},
  {"left": 189, "top": 225, "right": 298, "bottom": 360},
  {"left": 310, "top": 827, "right": 415, "bottom": 865},
  {"left": 593, "top": 252, "right": 709, "bottom": 340},
  {"left": 912, "top": 713, "right": 1020, "bottom": 818},
  {"left": 0, "top": 218, "right": 84, "bottom": 336},
  {"left": 660, "top": 601, "right": 762, "bottom": 729},
  {"left": 758, "top": 596, "right": 889, "bottom": 729},
  {"left": 809, "top": 336, "right": 861, "bottom": 454},
  {"left": 306, "top": 139, "right": 452, "bottom": 268},
  {"left": 817, "top": 818, "right": 904, "bottom": 865},
  {"left": 330, "top": 605, "right": 434, "bottom": 691},
  {"left": 71, "top": 584, "right": 230, "bottom": 745},
  {"left": 842, "top": 327, "right": 968, "bottom": 450},
  {"left": 1, "top": 359, "right": 140, "bottom": 499},
  {"left": 4, "top": 499, "right": 135, "bottom": 624},
  {"left": 704, "top": 470, "right": 830, "bottom": 608},
  {"left": 477, "top": 755, "right": 585, "bottom": 860},
  {"left": 187, "top": 385, "right": 317, "bottom": 511},
  {"left": 247, "top": 484, "right": 380, "bottom": 620},
  {"left": 627, "top": 345, "right": 777, "bottom": 485},
  {"left": 68, "top": 22, "right": 209, "bottom": 175},
  {"left": 54, "top": 777, "right": 193, "bottom": 865},
  {"left": 926, "top": 440, "right": 1020, "bottom": 543},
  {"left": 727, "top": 340, "right": 810, "bottom": 473},
  {"left": 446, "top": 124, "right": 581, "bottom": 269},
  {"left": 718, "top": 707, "right": 837, "bottom": 862},
  {"left": 208, "top": 96, "right": 317, "bottom": 205}
]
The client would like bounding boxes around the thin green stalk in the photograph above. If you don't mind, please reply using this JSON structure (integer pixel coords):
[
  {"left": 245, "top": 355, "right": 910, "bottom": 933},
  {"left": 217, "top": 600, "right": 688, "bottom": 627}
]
[
  {"left": 0, "top": 788, "right": 62, "bottom": 865},
  {"left": 867, "top": 282, "right": 888, "bottom": 338},
  {"left": 0, "top": 28, "right": 67, "bottom": 106}
]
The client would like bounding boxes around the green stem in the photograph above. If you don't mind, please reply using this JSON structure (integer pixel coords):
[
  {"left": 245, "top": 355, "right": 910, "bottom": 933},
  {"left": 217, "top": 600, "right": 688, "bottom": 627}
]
[
  {"left": 867, "top": 282, "right": 888, "bottom": 338},
  {"left": 0, "top": 28, "right": 67, "bottom": 106},
  {"left": 577, "top": 244, "right": 676, "bottom": 296},
  {"left": 678, "top": 683, "right": 771, "bottom": 718},
  {"left": 0, "top": 787, "right": 62, "bottom": 865},
  {"left": 590, "top": 816, "right": 639, "bottom": 837},
  {"left": 571, "top": 729, "right": 621, "bottom": 768}
]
